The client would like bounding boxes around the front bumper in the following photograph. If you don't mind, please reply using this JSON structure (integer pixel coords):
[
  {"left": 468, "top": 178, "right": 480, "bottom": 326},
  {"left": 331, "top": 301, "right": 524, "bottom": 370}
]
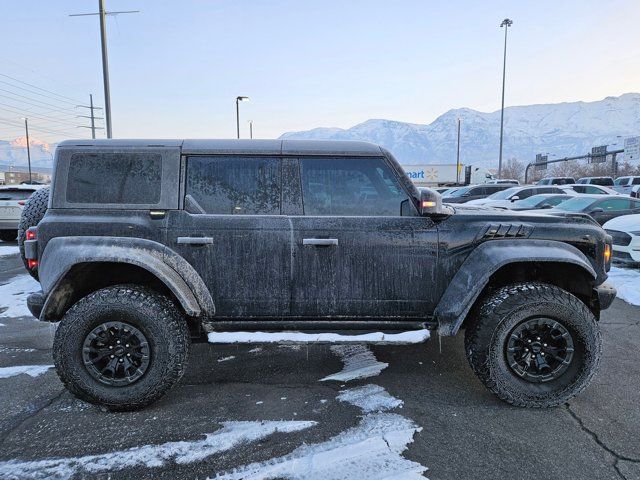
[
  {"left": 27, "top": 291, "right": 45, "bottom": 319},
  {"left": 611, "top": 237, "right": 640, "bottom": 265},
  {"left": 594, "top": 282, "right": 617, "bottom": 311}
]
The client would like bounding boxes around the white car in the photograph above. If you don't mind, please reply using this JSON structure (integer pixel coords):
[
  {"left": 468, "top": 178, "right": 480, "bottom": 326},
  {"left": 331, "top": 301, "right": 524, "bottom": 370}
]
[
  {"left": 466, "top": 185, "right": 568, "bottom": 208},
  {"left": 560, "top": 184, "right": 619, "bottom": 196},
  {"left": 603, "top": 214, "right": 640, "bottom": 266},
  {"left": 0, "top": 184, "right": 47, "bottom": 242}
]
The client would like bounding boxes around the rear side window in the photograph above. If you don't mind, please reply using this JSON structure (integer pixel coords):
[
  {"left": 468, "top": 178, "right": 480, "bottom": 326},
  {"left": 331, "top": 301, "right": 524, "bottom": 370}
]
[
  {"left": 186, "top": 156, "right": 281, "bottom": 215},
  {"left": 0, "top": 189, "right": 35, "bottom": 200},
  {"left": 300, "top": 157, "right": 408, "bottom": 216},
  {"left": 67, "top": 153, "right": 161, "bottom": 204},
  {"left": 633, "top": 178, "right": 640, "bottom": 185},
  {"left": 599, "top": 198, "right": 631, "bottom": 211}
]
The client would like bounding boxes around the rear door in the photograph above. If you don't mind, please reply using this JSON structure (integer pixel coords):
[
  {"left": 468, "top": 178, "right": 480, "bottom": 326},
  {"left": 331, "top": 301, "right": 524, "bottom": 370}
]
[
  {"left": 289, "top": 156, "right": 438, "bottom": 318},
  {"left": 592, "top": 197, "right": 634, "bottom": 224},
  {"left": 166, "top": 155, "right": 291, "bottom": 317}
]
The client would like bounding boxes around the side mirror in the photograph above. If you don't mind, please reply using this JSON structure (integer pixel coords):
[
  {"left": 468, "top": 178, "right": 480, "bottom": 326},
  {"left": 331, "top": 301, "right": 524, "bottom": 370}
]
[
  {"left": 510, "top": 195, "right": 520, "bottom": 202},
  {"left": 419, "top": 188, "right": 444, "bottom": 216},
  {"left": 589, "top": 207, "right": 604, "bottom": 215},
  {"left": 540, "top": 203, "right": 553, "bottom": 209}
]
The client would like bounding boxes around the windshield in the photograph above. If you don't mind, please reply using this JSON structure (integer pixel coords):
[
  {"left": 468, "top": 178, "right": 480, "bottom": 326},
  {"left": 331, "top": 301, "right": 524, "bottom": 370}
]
[
  {"left": 487, "top": 187, "right": 519, "bottom": 200},
  {"left": 512, "top": 195, "right": 547, "bottom": 208},
  {"left": 554, "top": 197, "right": 597, "bottom": 212},
  {"left": 447, "top": 186, "right": 473, "bottom": 197}
]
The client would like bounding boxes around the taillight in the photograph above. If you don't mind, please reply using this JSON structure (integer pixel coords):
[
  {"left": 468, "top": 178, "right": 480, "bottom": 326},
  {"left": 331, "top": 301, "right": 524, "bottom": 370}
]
[
  {"left": 18, "top": 201, "right": 26, "bottom": 206},
  {"left": 26, "top": 227, "right": 37, "bottom": 241},
  {"left": 27, "top": 259, "right": 38, "bottom": 269}
]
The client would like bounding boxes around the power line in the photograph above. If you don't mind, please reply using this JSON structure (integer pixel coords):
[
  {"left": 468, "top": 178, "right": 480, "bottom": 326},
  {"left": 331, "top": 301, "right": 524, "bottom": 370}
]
[
  {"left": 0, "top": 105, "right": 84, "bottom": 130},
  {"left": 0, "top": 89, "right": 81, "bottom": 115},
  {"left": 0, "top": 117, "right": 88, "bottom": 137},
  {"left": 0, "top": 72, "right": 85, "bottom": 105}
]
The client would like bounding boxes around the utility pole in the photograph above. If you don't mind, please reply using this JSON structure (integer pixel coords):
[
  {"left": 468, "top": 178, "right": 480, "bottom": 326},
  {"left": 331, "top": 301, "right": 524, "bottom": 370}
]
[
  {"left": 77, "top": 94, "right": 105, "bottom": 139},
  {"left": 498, "top": 18, "right": 513, "bottom": 179},
  {"left": 456, "top": 118, "right": 461, "bottom": 185},
  {"left": 70, "top": 2, "right": 139, "bottom": 139},
  {"left": 235, "top": 96, "right": 250, "bottom": 138},
  {"left": 23, "top": 118, "right": 32, "bottom": 183}
]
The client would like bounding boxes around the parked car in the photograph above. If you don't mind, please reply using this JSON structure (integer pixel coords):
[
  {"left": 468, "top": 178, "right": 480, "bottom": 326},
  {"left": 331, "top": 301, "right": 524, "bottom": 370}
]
[
  {"left": 603, "top": 214, "right": 640, "bottom": 266},
  {"left": 612, "top": 176, "right": 640, "bottom": 195},
  {"left": 486, "top": 179, "right": 520, "bottom": 185},
  {"left": 22, "top": 138, "right": 614, "bottom": 410},
  {"left": 546, "top": 195, "right": 640, "bottom": 225},
  {"left": 561, "top": 184, "right": 619, "bottom": 195},
  {"left": 466, "top": 185, "right": 566, "bottom": 208},
  {"left": 442, "top": 184, "right": 510, "bottom": 204},
  {"left": 577, "top": 177, "right": 614, "bottom": 186},
  {"left": 537, "top": 177, "right": 576, "bottom": 185},
  {"left": 0, "top": 184, "right": 47, "bottom": 242},
  {"left": 504, "top": 194, "right": 575, "bottom": 211}
]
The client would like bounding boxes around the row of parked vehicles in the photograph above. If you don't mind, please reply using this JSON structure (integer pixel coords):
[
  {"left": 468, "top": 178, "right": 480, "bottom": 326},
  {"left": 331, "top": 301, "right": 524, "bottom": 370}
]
[{"left": 433, "top": 175, "right": 640, "bottom": 266}]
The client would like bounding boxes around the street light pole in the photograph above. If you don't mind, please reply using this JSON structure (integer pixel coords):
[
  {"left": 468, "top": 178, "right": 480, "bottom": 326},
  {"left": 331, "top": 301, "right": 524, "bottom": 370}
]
[
  {"left": 456, "top": 118, "right": 461, "bottom": 185},
  {"left": 235, "top": 96, "right": 250, "bottom": 139},
  {"left": 498, "top": 18, "right": 513, "bottom": 179},
  {"left": 98, "top": 0, "right": 112, "bottom": 138},
  {"left": 24, "top": 118, "right": 32, "bottom": 183},
  {"left": 248, "top": 120, "right": 253, "bottom": 139}
]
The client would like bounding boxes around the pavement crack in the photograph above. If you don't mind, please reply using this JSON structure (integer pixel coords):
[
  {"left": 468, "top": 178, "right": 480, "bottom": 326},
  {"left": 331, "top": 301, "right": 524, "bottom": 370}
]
[
  {"left": 0, "top": 388, "right": 66, "bottom": 449},
  {"left": 565, "top": 403, "right": 640, "bottom": 480}
]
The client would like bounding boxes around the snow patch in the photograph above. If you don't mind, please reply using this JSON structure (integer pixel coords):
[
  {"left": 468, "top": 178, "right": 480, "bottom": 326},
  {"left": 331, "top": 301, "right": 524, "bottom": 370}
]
[
  {"left": 337, "top": 384, "right": 403, "bottom": 413},
  {"left": 607, "top": 266, "right": 640, "bottom": 306},
  {"left": 207, "top": 330, "right": 430, "bottom": 345},
  {"left": 0, "top": 273, "right": 41, "bottom": 318},
  {"left": 212, "top": 413, "right": 425, "bottom": 480},
  {"left": 0, "top": 245, "right": 19, "bottom": 258},
  {"left": 217, "top": 356, "right": 236, "bottom": 363},
  {"left": 320, "top": 345, "right": 388, "bottom": 382},
  {"left": 0, "top": 364, "right": 52, "bottom": 378},
  {"left": 0, "top": 420, "right": 317, "bottom": 479}
]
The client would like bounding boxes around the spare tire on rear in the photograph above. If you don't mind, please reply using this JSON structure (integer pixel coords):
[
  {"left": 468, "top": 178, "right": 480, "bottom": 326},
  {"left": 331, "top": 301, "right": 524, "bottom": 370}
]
[{"left": 18, "top": 186, "right": 50, "bottom": 280}]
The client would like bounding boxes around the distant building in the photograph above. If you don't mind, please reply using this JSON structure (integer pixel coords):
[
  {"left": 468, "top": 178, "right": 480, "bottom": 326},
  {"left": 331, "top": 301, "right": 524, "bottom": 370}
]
[{"left": 2, "top": 171, "right": 51, "bottom": 185}]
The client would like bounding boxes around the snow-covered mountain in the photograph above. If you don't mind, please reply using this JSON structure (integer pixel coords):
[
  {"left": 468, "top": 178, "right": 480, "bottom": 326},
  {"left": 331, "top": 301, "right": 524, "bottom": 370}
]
[
  {"left": 0, "top": 137, "right": 54, "bottom": 167},
  {"left": 281, "top": 93, "right": 640, "bottom": 166}
]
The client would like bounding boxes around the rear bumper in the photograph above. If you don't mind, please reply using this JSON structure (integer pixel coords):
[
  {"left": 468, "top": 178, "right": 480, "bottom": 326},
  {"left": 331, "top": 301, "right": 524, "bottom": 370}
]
[
  {"left": 0, "top": 220, "right": 18, "bottom": 230},
  {"left": 595, "top": 282, "right": 617, "bottom": 311},
  {"left": 27, "top": 291, "right": 45, "bottom": 319}
]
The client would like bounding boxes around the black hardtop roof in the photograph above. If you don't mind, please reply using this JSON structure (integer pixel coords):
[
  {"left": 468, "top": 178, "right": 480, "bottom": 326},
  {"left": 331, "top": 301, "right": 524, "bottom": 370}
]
[{"left": 56, "top": 139, "right": 384, "bottom": 156}]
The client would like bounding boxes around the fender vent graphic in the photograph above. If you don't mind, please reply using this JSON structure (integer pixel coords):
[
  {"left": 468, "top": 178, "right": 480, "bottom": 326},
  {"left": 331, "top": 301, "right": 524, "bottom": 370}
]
[{"left": 481, "top": 224, "right": 532, "bottom": 239}]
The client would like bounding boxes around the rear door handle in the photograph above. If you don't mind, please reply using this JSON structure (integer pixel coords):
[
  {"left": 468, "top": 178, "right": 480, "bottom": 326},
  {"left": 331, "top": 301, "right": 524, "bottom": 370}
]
[
  {"left": 177, "top": 236, "right": 214, "bottom": 245},
  {"left": 303, "top": 238, "right": 338, "bottom": 246}
]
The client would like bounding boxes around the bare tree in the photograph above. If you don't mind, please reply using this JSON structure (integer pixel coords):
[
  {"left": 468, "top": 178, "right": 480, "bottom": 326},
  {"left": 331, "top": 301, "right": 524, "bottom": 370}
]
[{"left": 500, "top": 158, "right": 525, "bottom": 183}]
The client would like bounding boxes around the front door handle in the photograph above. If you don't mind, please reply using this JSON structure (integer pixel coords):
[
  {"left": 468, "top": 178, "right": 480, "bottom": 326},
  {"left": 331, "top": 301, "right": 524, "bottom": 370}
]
[
  {"left": 177, "top": 236, "right": 214, "bottom": 245},
  {"left": 303, "top": 238, "right": 338, "bottom": 246}
]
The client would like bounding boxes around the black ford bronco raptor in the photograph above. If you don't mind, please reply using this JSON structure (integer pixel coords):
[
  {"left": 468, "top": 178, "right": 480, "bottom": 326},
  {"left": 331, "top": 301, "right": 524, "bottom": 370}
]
[{"left": 21, "top": 139, "right": 616, "bottom": 410}]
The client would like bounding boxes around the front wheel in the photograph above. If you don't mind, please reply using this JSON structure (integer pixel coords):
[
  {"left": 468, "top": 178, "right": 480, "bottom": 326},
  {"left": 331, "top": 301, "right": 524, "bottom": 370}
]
[
  {"left": 53, "top": 285, "right": 190, "bottom": 411},
  {"left": 464, "top": 282, "right": 602, "bottom": 408}
]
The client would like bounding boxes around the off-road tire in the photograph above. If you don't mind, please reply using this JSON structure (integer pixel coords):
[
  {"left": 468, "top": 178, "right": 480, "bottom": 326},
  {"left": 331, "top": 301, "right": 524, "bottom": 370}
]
[
  {"left": 18, "top": 186, "right": 50, "bottom": 280},
  {"left": 53, "top": 285, "right": 190, "bottom": 411},
  {"left": 464, "top": 282, "right": 601, "bottom": 408},
  {"left": 0, "top": 230, "right": 17, "bottom": 242}
]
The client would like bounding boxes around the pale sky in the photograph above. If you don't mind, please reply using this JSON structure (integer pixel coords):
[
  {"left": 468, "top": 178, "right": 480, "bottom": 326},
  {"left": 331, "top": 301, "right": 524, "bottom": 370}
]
[{"left": 1, "top": 0, "right": 639, "bottom": 143}]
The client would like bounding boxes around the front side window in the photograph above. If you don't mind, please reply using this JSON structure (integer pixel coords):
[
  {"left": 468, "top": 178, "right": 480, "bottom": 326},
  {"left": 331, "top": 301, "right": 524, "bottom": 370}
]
[
  {"left": 300, "top": 157, "right": 409, "bottom": 216},
  {"left": 185, "top": 156, "right": 280, "bottom": 215}
]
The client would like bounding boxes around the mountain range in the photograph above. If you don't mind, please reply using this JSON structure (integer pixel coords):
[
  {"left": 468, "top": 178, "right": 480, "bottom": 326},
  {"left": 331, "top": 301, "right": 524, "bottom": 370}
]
[{"left": 281, "top": 93, "right": 640, "bottom": 167}]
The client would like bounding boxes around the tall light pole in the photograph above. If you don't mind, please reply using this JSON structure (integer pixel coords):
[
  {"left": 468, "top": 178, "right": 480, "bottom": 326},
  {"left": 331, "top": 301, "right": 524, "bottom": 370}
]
[
  {"left": 70, "top": 2, "right": 139, "bottom": 139},
  {"left": 236, "top": 96, "right": 250, "bottom": 138},
  {"left": 23, "top": 118, "right": 32, "bottom": 184},
  {"left": 248, "top": 120, "right": 253, "bottom": 139},
  {"left": 498, "top": 18, "right": 513, "bottom": 179},
  {"left": 456, "top": 118, "right": 461, "bottom": 185}
]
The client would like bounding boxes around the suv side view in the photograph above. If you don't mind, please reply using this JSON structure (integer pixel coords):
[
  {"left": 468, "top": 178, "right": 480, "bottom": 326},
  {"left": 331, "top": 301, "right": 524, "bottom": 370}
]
[{"left": 23, "top": 139, "right": 616, "bottom": 411}]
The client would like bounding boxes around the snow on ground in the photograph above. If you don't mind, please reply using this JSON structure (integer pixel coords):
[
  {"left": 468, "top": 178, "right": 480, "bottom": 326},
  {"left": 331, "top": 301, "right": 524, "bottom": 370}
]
[
  {"left": 0, "top": 245, "right": 19, "bottom": 258},
  {"left": 607, "top": 266, "right": 640, "bottom": 306},
  {"left": 0, "top": 420, "right": 317, "bottom": 479},
  {"left": 208, "top": 330, "right": 430, "bottom": 345},
  {"left": 320, "top": 345, "right": 388, "bottom": 382},
  {"left": 0, "top": 365, "right": 53, "bottom": 379},
  {"left": 213, "top": 345, "right": 427, "bottom": 480},
  {"left": 0, "top": 273, "right": 40, "bottom": 318}
]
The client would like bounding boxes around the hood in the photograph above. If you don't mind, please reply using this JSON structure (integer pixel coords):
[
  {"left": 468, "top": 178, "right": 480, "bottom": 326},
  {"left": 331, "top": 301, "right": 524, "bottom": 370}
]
[{"left": 602, "top": 214, "right": 640, "bottom": 232}]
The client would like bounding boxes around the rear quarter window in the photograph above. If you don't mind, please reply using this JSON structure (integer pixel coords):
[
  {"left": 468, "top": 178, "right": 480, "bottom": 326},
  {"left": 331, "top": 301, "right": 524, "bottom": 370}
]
[{"left": 66, "top": 153, "right": 162, "bottom": 204}]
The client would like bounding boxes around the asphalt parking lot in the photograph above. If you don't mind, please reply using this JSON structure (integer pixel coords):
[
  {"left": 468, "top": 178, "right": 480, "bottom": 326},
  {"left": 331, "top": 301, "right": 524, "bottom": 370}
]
[{"left": 0, "top": 245, "right": 639, "bottom": 480}]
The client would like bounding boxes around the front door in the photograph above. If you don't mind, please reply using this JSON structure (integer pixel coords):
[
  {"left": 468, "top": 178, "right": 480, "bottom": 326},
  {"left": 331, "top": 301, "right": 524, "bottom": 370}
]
[
  {"left": 289, "top": 156, "right": 439, "bottom": 318},
  {"left": 166, "top": 155, "right": 291, "bottom": 317}
]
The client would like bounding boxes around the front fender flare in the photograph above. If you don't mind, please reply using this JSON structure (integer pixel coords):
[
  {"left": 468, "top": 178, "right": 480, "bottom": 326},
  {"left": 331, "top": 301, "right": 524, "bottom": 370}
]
[
  {"left": 38, "top": 236, "right": 215, "bottom": 320},
  {"left": 434, "top": 239, "right": 597, "bottom": 336}
]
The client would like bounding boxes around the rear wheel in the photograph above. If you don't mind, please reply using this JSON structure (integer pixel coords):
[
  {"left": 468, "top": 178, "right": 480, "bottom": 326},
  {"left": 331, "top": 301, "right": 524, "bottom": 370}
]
[
  {"left": 0, "top": 230, "right": 17, "bottom": 242},
  {"left": 464, "top": 282, "right": 601, "bottom": 407},
  {"left": 18, "top": 186, "right": 49, "bottom": 280},
  {"left": 53, "top": 285, "right": 190, "bottom": 411}
]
